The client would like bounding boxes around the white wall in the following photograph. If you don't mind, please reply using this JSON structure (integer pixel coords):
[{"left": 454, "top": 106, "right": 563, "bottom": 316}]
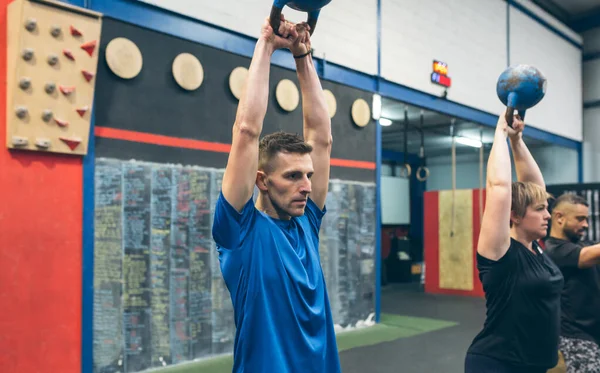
[
  {"left": 380, "top": 164, "right": 410, "bottom": 225},
  {"left": 138, "top": 0, "right": 378, "bottom": 75},
  {"left": 381, "top": 0, "right": 507, "bottom": 116},
  {"left": 582, "top": 28, "right": 600, "bottom": 182},
  {"left": 426, "top": 145, "right": 578, "bottom": 191},
  {"left": 380, "top": 176, "right": 410, "bottom": 224},
  {"left": 509, "top": 6, "right": 583, "bottom": 142},
  {"left": 583, "top": 108, "right": 600, "bottom": 182},
  {"left": 137, "top": 0, "right": 583, "bottom": 143}
]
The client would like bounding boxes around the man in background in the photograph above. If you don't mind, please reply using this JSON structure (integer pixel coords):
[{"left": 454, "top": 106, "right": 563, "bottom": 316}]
[{"left": 545, "top": 193, "right": 600, "bottom": 372}]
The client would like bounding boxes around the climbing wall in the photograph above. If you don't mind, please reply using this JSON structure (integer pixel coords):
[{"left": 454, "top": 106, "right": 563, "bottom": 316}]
[{"left": 6, "top": 0, "right": 102, "bottom": 155}]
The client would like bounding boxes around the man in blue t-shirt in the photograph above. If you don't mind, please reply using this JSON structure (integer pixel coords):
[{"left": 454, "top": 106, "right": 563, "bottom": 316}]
[{"left": 211, "top": 16, "right": 341, "bottom": 373}]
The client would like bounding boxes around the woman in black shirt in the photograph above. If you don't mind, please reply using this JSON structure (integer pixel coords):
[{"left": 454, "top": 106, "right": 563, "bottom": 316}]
[{"left": 464, "top": 113, "right": 564, "bottom": 373}]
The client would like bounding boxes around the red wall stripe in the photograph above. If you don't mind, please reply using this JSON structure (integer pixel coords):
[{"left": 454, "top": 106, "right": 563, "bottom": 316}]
[
  {"left": 95, "top": 126, "right": 232, "bottom": 153},
  {"left": 95, "top": 126, "right": 376, "bottom": 170}
]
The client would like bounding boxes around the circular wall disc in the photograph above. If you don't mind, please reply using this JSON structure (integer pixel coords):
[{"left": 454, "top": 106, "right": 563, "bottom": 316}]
[
  {"left": 276, "top": 79, "right": 299, "bottom": 112},
  {"left": 323, "top": 89, "right": 337, "bottom": 118},
  {"left": 229, "top": 66, "right": 248, "bottom": 100},
  {"left": 105, "top": 37, "right": 143, "bottom": 79},
  {"left": 172, "top": 53, "right": 204, "bottom": 91},
  {"left": 351, "top": 98, "right": 371, "bottom": 127}
]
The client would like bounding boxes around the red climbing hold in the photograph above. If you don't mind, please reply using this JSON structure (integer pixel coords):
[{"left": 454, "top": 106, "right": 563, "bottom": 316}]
[
  {"left": 81, "top": 70, "right": 94, "bottom": 82},
  {"left": 80, "top": 40, "right": 97, "bottom": 57},
  {"left": 60, "top": 137, "right": 81, "bottom": 151},
  {"left": 70, "top": 25, "right": 82, "bottom": 37},
  {"left": 76, "top": 106, "right": 89, "bottom": 117},
  {"left": 59, "top": 85, "right": 75, "bottom": 96},
  {"left": 54, "top": 118, "right": 69, "bottom": 127},
  {"left": 63, "top": 49, "right": 75, "bottom": 61}
]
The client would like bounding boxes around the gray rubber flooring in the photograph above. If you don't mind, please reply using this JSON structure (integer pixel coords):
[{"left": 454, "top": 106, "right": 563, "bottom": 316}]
[{"left": 340, "top": 283, "right": 486, "bottom": 373}]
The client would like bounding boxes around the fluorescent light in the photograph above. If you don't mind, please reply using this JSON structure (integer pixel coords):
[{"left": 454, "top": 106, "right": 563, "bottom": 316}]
[
  {"left": 372, "top": 94, "right": 382, "bottom": 120},
  {"left": 455, "top": 136, "right": 482, "bottom": 148},
  {"left": 379, "top": 118, "right": 392, "bottom": 126}
]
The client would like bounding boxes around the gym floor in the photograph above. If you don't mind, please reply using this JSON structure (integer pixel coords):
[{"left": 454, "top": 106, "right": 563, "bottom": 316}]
[
  {"left": 165, "top": 283, "right": 487, "bottom": 373},
  {"left": 341, "top": 283, "right": 485, "bottom": 373}
]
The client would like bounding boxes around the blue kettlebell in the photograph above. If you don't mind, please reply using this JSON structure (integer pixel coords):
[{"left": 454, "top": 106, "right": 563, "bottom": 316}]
[
  {"left": 496, "top": 64, "right": 547, "bottom": 128},
  {"left": 270, "top": 0, "right": 332, "bottom": 36}
]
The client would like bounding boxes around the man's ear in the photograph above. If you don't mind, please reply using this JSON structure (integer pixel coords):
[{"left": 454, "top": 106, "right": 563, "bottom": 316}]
[
  {"left": 256, "top": 171, "right": 268, "bottom": 191},
  {"left": 554, "top": 211, "right": 565, "bottom": 225}
]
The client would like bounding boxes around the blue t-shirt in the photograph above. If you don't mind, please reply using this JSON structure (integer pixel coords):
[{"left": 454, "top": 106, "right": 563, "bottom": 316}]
[{"left": 212, "top": 192, "right": 341, "bottom": 373}]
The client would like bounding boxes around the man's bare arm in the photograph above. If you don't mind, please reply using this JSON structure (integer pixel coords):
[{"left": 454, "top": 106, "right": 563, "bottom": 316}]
[
  {"left": 292, "top": 25, "right": 331, "bottom": 210},
  {"left": 221, "top": 19, "right": 294, "bottom": 212},
  {"left": 579, "top": 243, "right": 600, "bottom": 268}
]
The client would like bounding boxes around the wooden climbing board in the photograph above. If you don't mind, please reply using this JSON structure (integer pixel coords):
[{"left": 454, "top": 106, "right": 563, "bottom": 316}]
[
  {"left": 6, "top": 0, "right": 102, "bottom": 155},
  {"left": 438, "top": 189, "right": 474, "bottom": 291}
]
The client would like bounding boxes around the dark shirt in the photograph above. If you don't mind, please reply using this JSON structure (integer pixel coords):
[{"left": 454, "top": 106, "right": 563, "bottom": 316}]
[
  {"left": 467, "top": 238, "right": 564, "bottom": 369},
  {"left": 544, "top": 237, "right": 600, "bottom": 344}
]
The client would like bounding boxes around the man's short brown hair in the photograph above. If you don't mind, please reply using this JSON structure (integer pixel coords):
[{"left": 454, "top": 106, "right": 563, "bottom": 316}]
[
  {"left": 258, "top": 131, "right": 313, "bottom": 172},
  {"left": 551, "top": 193, "right": 589, "bottom": 214}
]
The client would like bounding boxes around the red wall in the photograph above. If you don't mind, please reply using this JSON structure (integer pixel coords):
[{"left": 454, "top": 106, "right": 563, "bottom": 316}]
[
  {"left": 424, "top": 189, "right": 485, "bottom": 298},
  {"left": 0, "top": 1, "right": 82, "bottom": 371}
]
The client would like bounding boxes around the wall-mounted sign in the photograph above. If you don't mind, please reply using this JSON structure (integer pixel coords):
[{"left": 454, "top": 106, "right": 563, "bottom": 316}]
[{"left": 431, "top": 60, "right": 451, "bottom": 88}]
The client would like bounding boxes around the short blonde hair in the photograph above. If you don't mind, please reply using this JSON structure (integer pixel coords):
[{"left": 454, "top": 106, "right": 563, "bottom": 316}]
[{"left": 511, "top": 181, "right": 551, "bottom": 219}]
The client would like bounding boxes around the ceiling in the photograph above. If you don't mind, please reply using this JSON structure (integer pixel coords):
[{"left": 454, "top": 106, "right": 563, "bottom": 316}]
[
  {"left": 380, "top": 97, "right": 548, "bottom": 158},
  {"left": 530, "top": 0, "right": 600, "bottom": 31}
]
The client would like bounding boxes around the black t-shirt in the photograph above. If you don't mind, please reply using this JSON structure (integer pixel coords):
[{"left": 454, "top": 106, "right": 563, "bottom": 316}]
[
  {"left": 467, "top": 238, "right": 564, "bottom": 369},
  {"left": 544, "top": 237, "right": 600, "bottom": 344}
]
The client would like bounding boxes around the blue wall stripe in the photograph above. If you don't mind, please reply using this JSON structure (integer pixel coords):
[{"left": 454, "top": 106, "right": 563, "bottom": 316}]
[
  {"left": 317, "top": 61, "right": 377, "bottom": 92},
  {"left": 82, "top": 106, "right": 96, "bottom": 373},
  {"left": 374, "top": 0, "right": 382, "bottom": 324},
  {"left": 379, "top": 79, "right": 499, "bottom": 126},
  {"left": 379, "top": 78, "right": 581, "bottom": 151},
  {"left": 507, "top": 0, "right": 582, "bottom": 50}
]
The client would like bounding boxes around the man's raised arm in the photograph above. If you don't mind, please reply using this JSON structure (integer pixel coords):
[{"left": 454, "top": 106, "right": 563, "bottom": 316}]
[
  {"left": 221, "top": 19, "right": 294, "bottom": 212},
  {"left": 293, "top": 26, "right": 332, "bottom": 210}
]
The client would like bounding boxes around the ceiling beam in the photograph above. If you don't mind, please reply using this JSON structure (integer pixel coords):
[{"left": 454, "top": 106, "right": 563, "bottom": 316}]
[
  {"left": 530, "top": 0, "right": 571, "bottom": 24},
  {"left": 569, "top": 5, "right": 600, "bottom": 32}
]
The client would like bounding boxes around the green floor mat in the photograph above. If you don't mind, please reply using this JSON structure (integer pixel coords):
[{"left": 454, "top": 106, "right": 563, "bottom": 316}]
[
  {"left": 150, "top": 314, "right": 458, "bottom": 373},
  {"left": 336, "top": 313, "right": 458, "bottom": 352},
  {"left": 380, "top": 313, "right": 458, "bottom": 333}
]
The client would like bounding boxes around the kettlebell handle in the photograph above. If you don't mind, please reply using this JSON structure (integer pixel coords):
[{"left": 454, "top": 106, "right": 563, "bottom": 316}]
[
  {"left": 270, "top": 5, "right": 318, "bottom": 36},
  {"left": 504, "top": 107, "right": 526, "bottom": 129}
]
